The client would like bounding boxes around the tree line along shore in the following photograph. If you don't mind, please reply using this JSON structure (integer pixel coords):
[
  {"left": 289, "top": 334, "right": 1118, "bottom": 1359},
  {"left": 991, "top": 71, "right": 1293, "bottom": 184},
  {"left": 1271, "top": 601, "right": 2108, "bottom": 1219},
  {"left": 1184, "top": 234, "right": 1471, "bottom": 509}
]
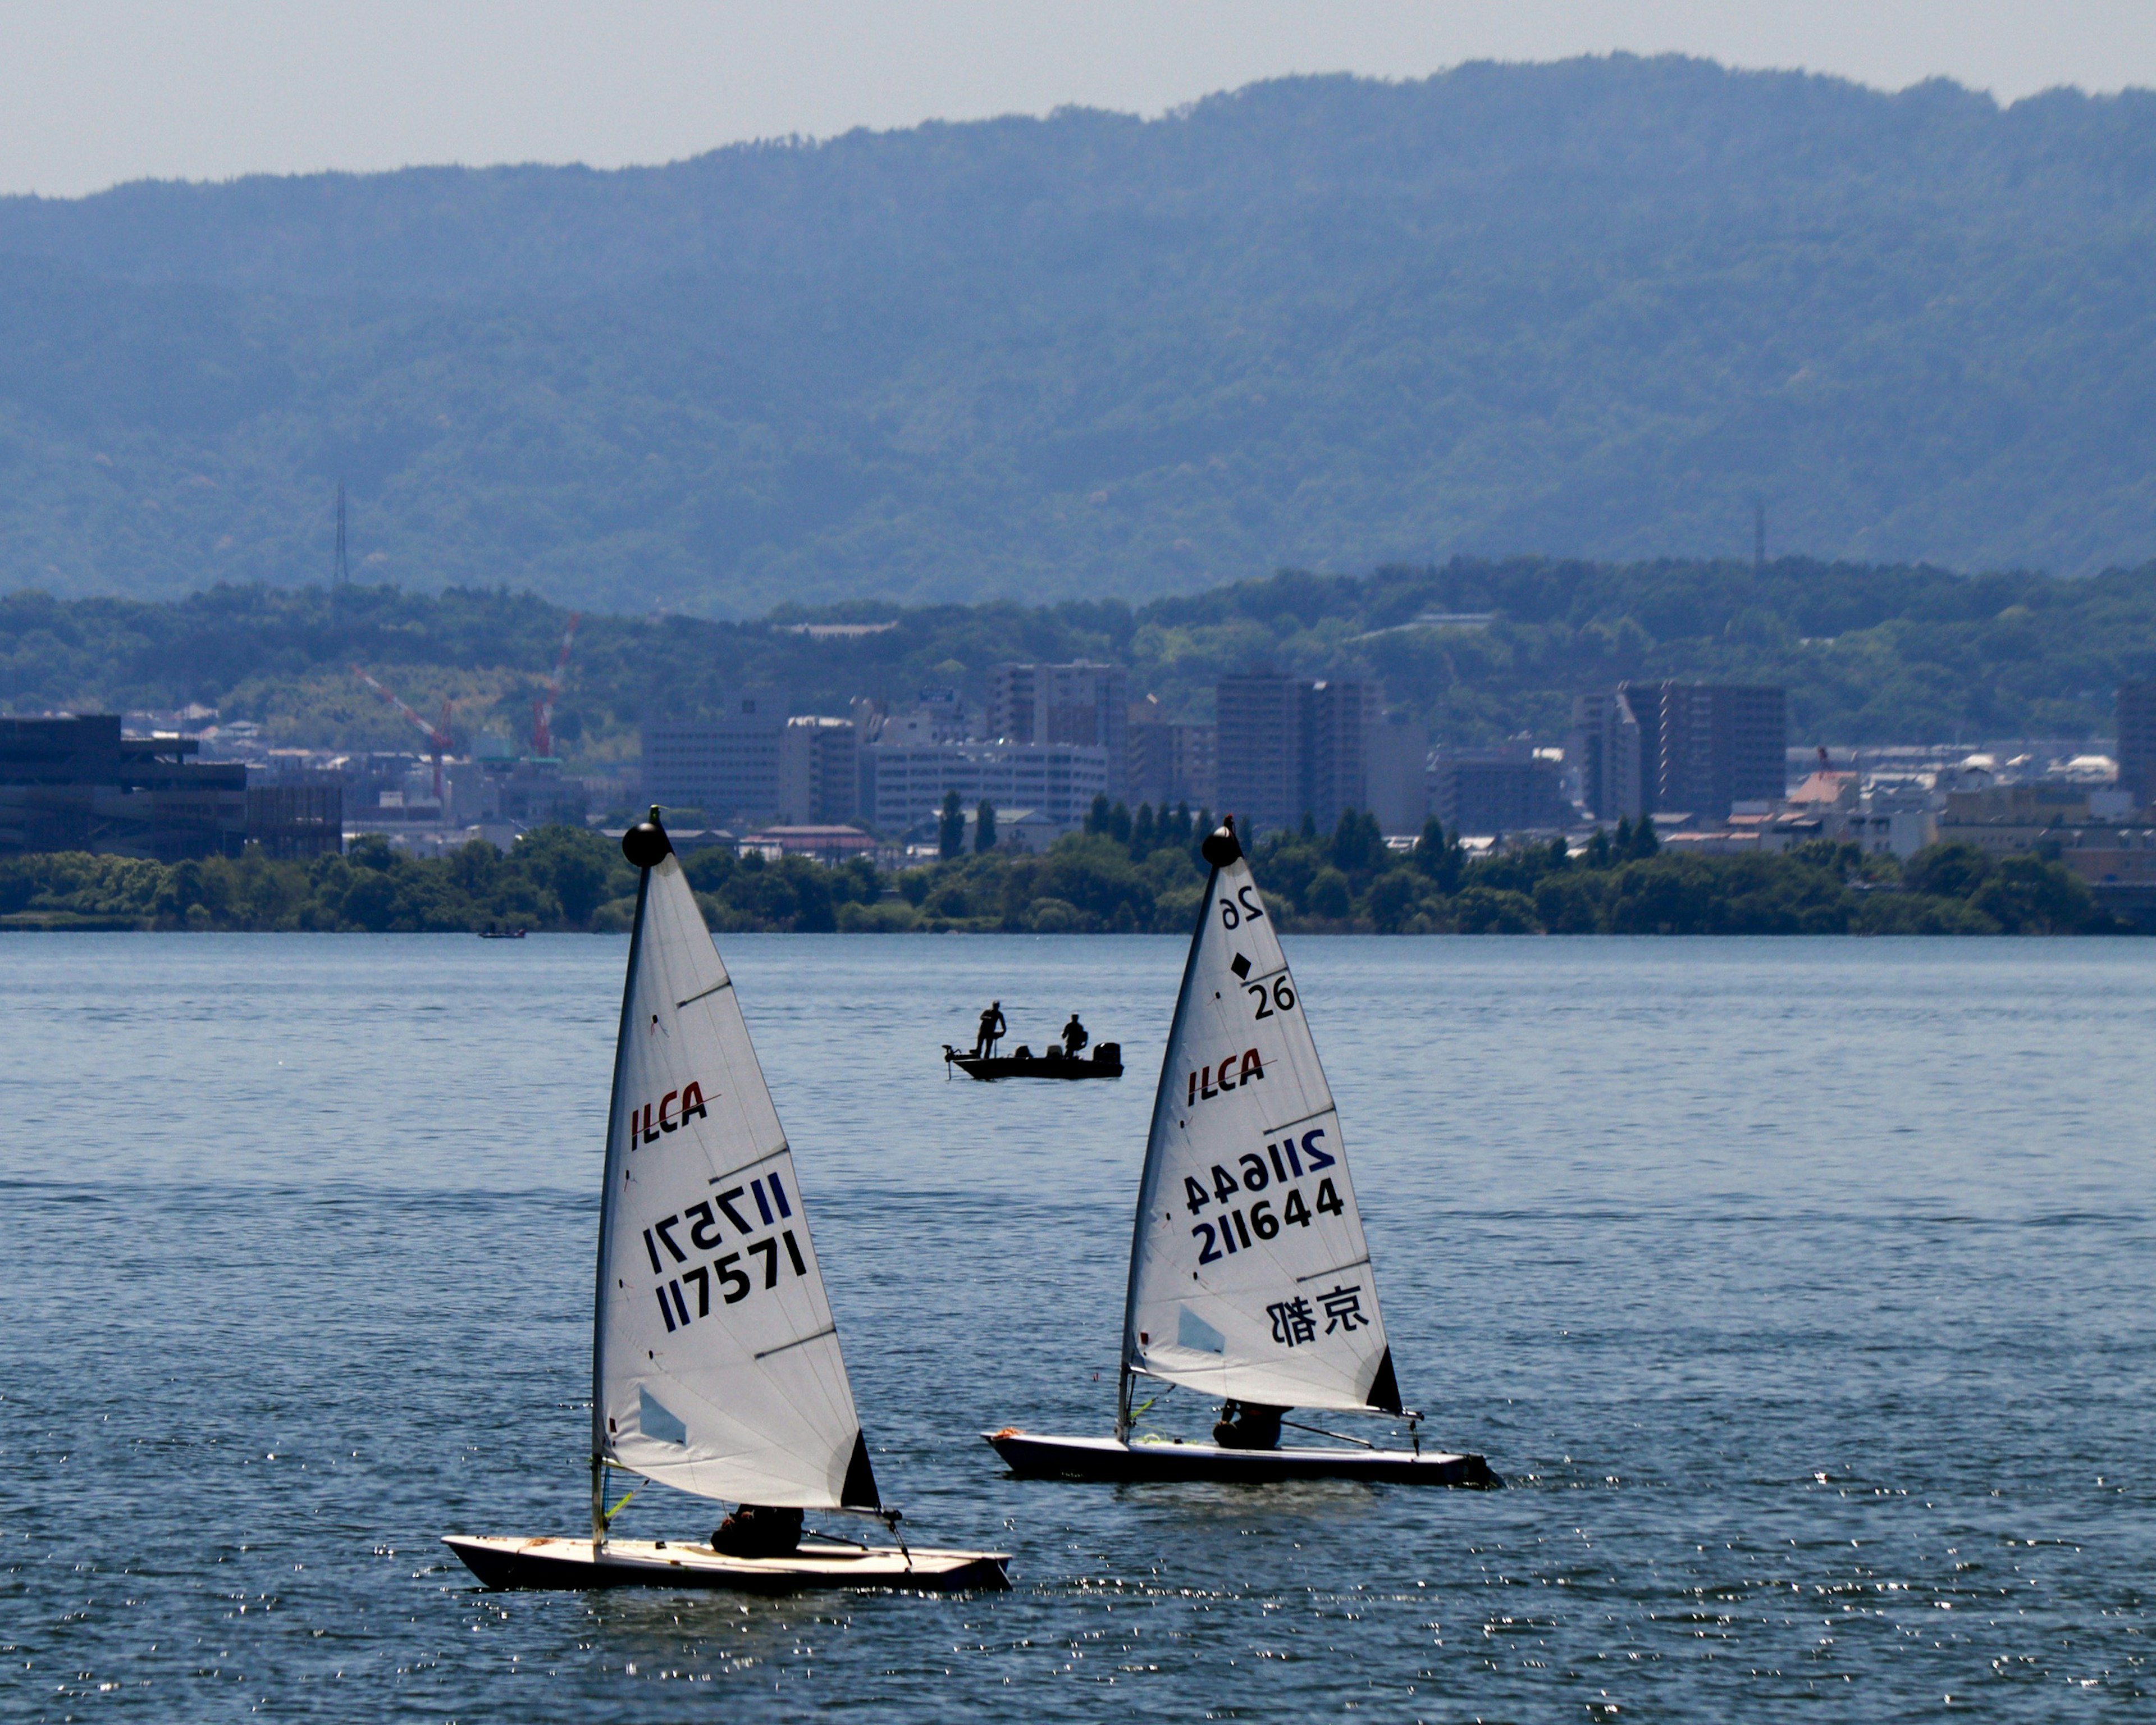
[
  {"left": 0, "top": 802, "right": 2117, "bottom": 936},
  {"left": 13, "top": 556, "right": 2156, "bottom": 758}
]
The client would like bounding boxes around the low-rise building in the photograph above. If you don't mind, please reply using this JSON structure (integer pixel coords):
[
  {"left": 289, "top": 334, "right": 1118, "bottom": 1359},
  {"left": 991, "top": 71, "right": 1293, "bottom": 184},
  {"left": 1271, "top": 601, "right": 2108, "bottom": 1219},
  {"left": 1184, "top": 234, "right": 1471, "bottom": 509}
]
[
  {"left": 246, "top": 766, "right": 345, "bottom": 859},
  {"left": 1428, "top": 746, "right": 1567, "bottom": 837},
  {"left": 736, "top": 825, "right": 878, "bottom": 865},
  {"left": 860, "top": 741, "right": 1109, "bottom": 837},
  {"left": 1, "top": 714, "right": 253, "bottom": 860},
  {"left": 1934, "top": 783, "right": 2099, "bottom": 855},
  {"left": 643, "top": 691, "right": 789, "bottom": 825}
]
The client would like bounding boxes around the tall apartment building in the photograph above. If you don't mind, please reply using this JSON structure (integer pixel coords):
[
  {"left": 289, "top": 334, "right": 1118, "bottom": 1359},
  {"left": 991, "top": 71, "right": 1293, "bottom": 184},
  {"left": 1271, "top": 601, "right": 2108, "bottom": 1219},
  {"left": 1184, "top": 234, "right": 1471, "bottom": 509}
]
[
  {"left": 1126, "top": 696, "right": 1217, "bottom": 812},
  {"left": 1307, "top": 679, "right": 1381, "bottom": 832},
  {"left": 1365, "top": 714, "right": 1430, "bottom": 836},
  {"left": 641, "top": 689, "right": 789, "bottom": 825},
  {"left": 1216, "top": 674, "right": 1308, "bottom": 837},
  {"left": 776, "top": 717, "right": 860, "bottom": 825},
  {"left": 860, "top": 742, "right": 1109, "bottom": 836},
  {"left": 1573, "top": 682, "right": 1786, "bottom": 824},
  {"left": 1572, "top": 688, "right": 1648, "bottom": 822},
  {"left": 2118, "top": 682, "right": 2156, "bottom": 808},
  {"left": 1214, "top": 672, "right": 1385, "bottom": 837},
  {"left": 1643, "top": 682, "right": 1787, "bottom": 822},
  {"left": 987, "top": 662, "right": 1127, "bottom": 796}
]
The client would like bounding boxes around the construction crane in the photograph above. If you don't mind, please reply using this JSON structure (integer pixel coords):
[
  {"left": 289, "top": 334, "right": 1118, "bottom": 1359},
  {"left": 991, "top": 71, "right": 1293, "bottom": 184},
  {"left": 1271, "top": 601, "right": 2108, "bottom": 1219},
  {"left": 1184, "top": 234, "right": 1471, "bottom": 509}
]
[
  {"left": 531, "top": 613, "right": 581, "bottom": 759},
  {"left": 353, "top": 667, "right": 454, "bottom": 804}
]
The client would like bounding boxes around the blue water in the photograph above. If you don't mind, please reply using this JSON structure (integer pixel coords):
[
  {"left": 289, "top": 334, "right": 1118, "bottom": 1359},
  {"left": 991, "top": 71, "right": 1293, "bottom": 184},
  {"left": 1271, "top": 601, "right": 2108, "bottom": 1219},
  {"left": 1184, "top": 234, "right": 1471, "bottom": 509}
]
[{"left": 3, "top": 934, "right": 2151, "bottom": 1720}]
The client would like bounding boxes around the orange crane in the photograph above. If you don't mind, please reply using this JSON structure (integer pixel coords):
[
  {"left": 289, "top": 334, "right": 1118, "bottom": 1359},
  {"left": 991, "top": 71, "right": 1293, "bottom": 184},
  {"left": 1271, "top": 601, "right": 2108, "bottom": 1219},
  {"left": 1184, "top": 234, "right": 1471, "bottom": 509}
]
[
  {"left": 531, "top": 613, "right": 581, "bottom": 759},
  {"left": 354, "top": 667, "right": 454, "bottom": 804}
]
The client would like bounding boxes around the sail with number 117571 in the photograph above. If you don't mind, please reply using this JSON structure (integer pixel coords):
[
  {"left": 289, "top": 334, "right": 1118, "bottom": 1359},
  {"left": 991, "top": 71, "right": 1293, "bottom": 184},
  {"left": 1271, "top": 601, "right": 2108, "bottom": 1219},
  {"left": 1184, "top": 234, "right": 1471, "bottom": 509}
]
[{"left": 442, "top": 810, "right": 1011, "bottom": 1589}]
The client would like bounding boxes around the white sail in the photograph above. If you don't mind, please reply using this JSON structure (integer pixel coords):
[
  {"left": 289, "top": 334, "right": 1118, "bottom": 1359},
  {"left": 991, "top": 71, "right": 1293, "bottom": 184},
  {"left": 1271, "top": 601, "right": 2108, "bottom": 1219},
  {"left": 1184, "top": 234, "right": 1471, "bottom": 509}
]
[
  {"left": 592, "top": 838, "right": 878, "bottom": 1510},
  {"left": 1122, "top": 826, "right": 1401, "bottom": 1415}
]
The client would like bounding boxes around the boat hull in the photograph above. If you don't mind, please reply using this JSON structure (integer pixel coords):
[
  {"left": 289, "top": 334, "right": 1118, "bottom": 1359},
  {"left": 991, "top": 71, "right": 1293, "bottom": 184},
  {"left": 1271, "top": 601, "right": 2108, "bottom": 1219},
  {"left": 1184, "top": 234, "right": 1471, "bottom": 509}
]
[
  {"left": 442, "top": 1534, "right": 1011, "bottom": 1593},
  {"left": 944, "top": 1051, "right": 1121, "bottom": 1081},
  {"left": 984, "top": 1430, "right": 1501, "bottom": 1487}
]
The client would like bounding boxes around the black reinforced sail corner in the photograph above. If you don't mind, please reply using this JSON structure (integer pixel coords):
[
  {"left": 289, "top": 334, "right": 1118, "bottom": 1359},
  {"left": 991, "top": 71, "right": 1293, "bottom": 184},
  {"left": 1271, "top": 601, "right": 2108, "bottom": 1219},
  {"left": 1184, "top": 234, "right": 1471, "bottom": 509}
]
[
  {"left": 839, "top": 1429, "right": 881, "bottom": 1510},
  {"left": 1365, "top": 1347, "right": 1404, "bottom": 1414}
]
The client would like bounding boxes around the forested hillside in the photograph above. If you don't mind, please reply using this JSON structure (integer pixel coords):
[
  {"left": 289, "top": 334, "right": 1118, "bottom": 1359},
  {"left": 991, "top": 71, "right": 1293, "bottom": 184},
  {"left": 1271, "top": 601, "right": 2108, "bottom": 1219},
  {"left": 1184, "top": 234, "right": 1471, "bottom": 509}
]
[
  {"left": 1, "top": 58, "right": 2153, "bottom": 613},
  {"left": 7, "top": 555, "right": 2152, "bottom": 754}
]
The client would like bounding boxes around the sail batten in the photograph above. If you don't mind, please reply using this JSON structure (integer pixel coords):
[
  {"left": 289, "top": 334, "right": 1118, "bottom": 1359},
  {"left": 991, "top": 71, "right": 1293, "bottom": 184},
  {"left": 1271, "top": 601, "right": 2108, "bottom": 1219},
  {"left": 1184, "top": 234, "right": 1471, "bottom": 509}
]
[
  {"left": 1121, "top": 827, "right": 1395, "bottom": 1415},
  {"left": 592, "top": 843, "right": 871, "bottom": 1510}
]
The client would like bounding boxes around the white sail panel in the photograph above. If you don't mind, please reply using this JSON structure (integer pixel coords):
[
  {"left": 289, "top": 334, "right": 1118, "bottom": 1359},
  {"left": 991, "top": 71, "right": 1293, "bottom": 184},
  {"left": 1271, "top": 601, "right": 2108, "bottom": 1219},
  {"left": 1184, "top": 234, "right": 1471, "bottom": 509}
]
[
  {"left": 592, "top": 848, "right": 875, "bottom": 1509},
  {"left": 1123, "top": 835, "right": 1399, "bottom": 1414}
]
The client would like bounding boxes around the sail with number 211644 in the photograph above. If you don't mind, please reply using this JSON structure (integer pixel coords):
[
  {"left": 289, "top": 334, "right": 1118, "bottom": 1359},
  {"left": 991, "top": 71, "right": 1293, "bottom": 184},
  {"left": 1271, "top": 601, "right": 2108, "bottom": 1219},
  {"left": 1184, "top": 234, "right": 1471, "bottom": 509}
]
[{"left": 984, "top": 815, "right": 1500, "bottom": 1487}]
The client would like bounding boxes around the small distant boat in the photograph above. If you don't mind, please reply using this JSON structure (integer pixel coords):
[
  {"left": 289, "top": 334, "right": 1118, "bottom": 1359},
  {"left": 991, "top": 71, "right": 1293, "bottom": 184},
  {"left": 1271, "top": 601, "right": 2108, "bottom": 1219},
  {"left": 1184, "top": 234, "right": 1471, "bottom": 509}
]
[
  {"left": 983, "top": 817, "right": 1499, "bottom": 1489},
  {"left": 944, "top": 1041, "right": 1122, "bottom": 1082},
  {"left": 444, "top": 810, "right": 1008, "bottom": 1593},
  {"left": 478, "top": 927, "right": 527, "bottom": 939}
]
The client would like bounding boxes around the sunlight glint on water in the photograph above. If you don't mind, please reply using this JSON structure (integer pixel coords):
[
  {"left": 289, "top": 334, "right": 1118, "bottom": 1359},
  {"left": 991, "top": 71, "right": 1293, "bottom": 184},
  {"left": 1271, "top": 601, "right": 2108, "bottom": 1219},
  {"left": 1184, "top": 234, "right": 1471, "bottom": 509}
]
[{"left": 2, "top": 933, "right": 2150, "bottom": 1718}]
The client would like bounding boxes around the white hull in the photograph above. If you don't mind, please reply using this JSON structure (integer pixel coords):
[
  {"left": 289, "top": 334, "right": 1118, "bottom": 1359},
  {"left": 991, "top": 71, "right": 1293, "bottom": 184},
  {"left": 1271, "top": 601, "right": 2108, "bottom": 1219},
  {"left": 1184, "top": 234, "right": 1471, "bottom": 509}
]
[{"left": 443, "top": 1534, "right": 1010, "bottom": 1592}]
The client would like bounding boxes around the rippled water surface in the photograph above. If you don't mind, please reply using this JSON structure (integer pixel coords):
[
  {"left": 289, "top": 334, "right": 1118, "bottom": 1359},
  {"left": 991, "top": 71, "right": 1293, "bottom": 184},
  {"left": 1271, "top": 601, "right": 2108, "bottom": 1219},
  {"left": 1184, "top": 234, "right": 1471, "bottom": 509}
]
[{"left": 3, "top": 933, "right": 2152, "bottom": 1720}]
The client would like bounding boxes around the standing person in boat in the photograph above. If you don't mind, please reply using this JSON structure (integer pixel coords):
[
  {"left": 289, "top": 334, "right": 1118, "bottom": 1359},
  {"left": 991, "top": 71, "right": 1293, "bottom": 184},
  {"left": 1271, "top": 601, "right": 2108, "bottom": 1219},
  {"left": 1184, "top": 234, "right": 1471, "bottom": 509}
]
[
  {"left": 1062, "top": 1011, "right": 1089, "bottom": 1057},
  {"left": 972, "top": 1001, "right": 1006, "bottom": 1058},
  {"left": 1213, "top": 1401, "right": 1286, "bottom": 1450}
]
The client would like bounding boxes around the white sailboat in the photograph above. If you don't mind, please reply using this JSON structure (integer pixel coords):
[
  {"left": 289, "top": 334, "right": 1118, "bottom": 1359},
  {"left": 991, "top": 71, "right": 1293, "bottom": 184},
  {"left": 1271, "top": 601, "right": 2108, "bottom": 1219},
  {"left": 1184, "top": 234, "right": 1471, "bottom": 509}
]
[
  {"left": 446, "top": 811, "right": 1009, "bottom": 1590},
  {"left": 985, "top": 818, "right": 1499, "bottom": 1487}
]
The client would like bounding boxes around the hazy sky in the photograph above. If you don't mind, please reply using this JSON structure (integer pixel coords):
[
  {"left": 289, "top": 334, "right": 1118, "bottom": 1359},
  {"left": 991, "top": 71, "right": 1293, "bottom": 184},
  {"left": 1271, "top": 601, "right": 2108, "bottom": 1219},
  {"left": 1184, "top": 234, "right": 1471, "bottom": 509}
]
[{"left": 4, "top": 1, "right": 2153, "bottom": 198}]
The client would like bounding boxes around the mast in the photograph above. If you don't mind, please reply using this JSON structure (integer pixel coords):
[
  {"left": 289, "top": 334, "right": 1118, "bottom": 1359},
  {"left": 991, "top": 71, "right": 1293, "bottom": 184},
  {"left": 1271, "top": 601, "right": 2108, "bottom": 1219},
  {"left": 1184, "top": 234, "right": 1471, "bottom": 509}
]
[
  {"left": 592, "top": 823, "right": 659, "bottom": 1549},
  {"left": 1114, "top": 820, "right": 1232, "bottom": 1442}
]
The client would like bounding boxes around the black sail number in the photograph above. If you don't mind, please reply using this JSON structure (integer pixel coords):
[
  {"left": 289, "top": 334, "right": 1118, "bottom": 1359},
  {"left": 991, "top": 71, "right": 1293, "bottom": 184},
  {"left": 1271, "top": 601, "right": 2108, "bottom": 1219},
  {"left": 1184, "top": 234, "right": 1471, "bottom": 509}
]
[
  {"left": 1246, "top": 976, "right": 1295, "bottom": 1020},
  {"left": 1218, "top": 885, "right": 1265, "bottom": 930}
]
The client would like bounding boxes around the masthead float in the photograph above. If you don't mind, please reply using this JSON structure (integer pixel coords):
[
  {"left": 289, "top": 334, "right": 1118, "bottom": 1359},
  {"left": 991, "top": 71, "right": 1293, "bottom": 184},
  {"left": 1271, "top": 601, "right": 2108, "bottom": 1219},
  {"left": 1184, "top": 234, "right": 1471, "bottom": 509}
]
[
  {"left": 985, "top": 816, "right": 1499, "bottom": 1487},
  {"left": 444, "top": 809, "right": 1008, "bottom": 1591}
]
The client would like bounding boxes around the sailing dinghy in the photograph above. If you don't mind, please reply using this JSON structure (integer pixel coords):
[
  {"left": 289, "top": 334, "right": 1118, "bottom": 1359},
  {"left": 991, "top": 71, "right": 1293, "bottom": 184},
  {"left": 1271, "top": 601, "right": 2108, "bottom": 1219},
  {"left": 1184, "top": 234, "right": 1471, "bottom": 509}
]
[
  {"left": 985, "top": 818, "right": 1499, "bottom": 1489},
  {"left": 446, "top": 811, "right": 1008, "bottom": 1591}
]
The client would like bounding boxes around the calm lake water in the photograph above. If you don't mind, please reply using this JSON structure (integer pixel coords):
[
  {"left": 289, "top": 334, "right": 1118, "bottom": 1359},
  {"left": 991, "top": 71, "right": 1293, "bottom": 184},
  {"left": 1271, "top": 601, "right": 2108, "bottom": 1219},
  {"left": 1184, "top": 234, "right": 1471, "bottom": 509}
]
[{"left": 3, "top": 933, "right": 2151, "bottom": 1721}]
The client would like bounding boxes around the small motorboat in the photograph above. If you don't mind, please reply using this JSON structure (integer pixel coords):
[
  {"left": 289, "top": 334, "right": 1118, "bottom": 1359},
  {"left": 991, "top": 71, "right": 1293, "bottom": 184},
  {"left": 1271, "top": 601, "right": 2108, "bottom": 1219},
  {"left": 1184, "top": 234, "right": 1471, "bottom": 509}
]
[
  {"left": 478, "top": 927, "right": 527, "bottom": 939},
  {"left": 944, "top": 1042, "right": 1122, "bottom": 1081}
]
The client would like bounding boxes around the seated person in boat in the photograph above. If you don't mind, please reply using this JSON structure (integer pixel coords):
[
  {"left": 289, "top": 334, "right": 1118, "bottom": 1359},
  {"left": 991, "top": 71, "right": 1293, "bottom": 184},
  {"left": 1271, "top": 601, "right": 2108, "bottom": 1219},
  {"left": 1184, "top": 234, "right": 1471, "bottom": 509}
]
[
  {"left": 710, "top": 1503, "right": 803, "bottom": 1557},
  {"left": 972, "top": 1001, "right": 1006, "bottom": 1058},
  {"left": 1213, "top": 1400, "right": 1286, "bottom": 1450},
  {"left": 1062, "top": 1012, "right": 1088, "bottom": 1057}
]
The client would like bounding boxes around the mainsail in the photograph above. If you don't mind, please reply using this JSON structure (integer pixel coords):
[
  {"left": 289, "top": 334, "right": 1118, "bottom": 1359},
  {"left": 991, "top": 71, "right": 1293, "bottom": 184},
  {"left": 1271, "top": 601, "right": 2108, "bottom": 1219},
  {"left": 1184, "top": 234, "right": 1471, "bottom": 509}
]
[
  {"left": 592, "top": 828, "right": 878, "bottom": 1510},
  {"left": 1121, "top": 823, "right": 1401, "bottom": 1417}
]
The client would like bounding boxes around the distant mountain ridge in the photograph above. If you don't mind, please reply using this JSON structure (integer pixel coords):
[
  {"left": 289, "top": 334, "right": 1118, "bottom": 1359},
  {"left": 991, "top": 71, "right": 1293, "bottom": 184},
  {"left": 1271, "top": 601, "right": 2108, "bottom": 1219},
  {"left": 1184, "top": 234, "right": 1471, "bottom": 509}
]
[{"left": 1, "top": 56, "right": 2153, "bottom": 611}]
